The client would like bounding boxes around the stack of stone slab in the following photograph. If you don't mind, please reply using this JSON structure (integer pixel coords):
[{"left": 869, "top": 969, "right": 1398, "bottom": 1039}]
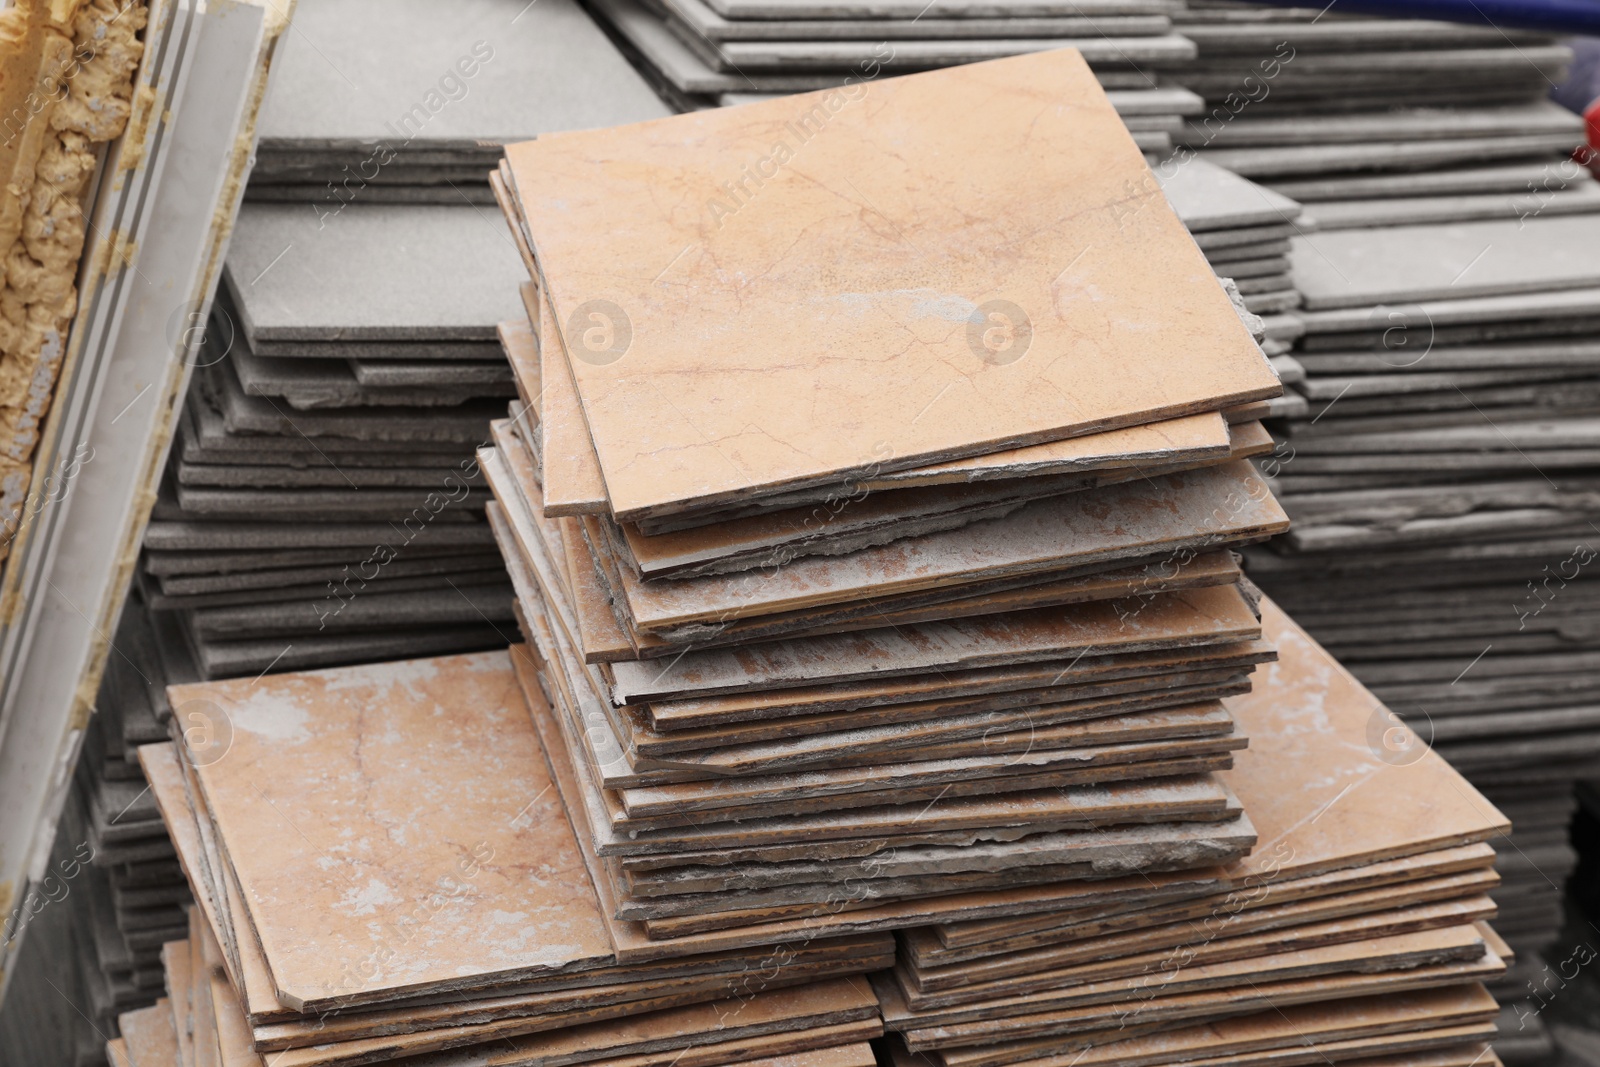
[
  {"left": 136, "top": 649, "right": 891, "bottom": 1066},
  {"left": 138, "top": 201, "right": 530, "bottom": 681},
  {"left": 248, "top": 0, "right": 668, "bottom": 205},
  {"left": 1152, "top": 157, "right": 1309, "bottom": 410},
  {"left": 1244, "top": 213, "right": 1600, "bottom": 1035},
  {"left": 1154, "top": 158, "right": 1303, "bottom": 318},
  {"left": 584, "top": 0, "right": 1205, "bottom": 142},
  {"left": 72, "top": 595, "right": 191, "bottom": 1038},
  {"left": 488, "top": 51, "right": 1292, "bottom": 950},
  {"left": 878, "top": 600, "right": 1512, "bottom": 1067},
  {"left": 1169, "top": 1, "right": 1598, "bottom": 230}
]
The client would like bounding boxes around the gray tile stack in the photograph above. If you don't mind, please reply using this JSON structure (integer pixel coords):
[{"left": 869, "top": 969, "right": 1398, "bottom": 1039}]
[
  {"left": 1153, "top": 155, "right": 1309, "bottom": 387},
  {"left": 139, "top": 0, "right": 675, "bottom": 681},
  {"left": 1244, "top": 213, "right": 1600, "bottom": 1061},
  {"left": 248, "top": 0, "right": 668, "bottom": 204},
  {"left": 580, "top": 0, "right": 1208, "bottom": 146},
  {"left": 139, "top": 201, "right": 527, "bottom": 680},
  {"left": 55, "top": 595, "right": 188, "bottom": 1051},
  {"left": 1169, "top": 1, "right": 1598, "bottom": 230}
]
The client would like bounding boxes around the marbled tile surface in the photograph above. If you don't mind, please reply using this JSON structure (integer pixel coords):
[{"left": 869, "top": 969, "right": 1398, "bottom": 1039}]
[
  {"left": 505, "top": 49, "right": 1279, "bottom": 519},
  {"left": 169, "top": 651, "right": 615, "bottom": 1011},
  {"left": 1222, "top": 600, "right": 1510, "bottom": 881}
]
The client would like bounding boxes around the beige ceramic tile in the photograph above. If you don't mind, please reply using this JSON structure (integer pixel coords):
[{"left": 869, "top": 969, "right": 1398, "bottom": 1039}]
[
  {"left": 504, "top": 50, "right": 1278, "bottom": 519},
  {"left": 708, "top": 1044, "right": 876, "bottom": 1067},
  {"left": 900, "top": 895, "right": 1498, "bottom": 1009},
  {"left": 864, "top": 414, "right": 1233, "bottom": 489},
  {"left": 590, "top": 1023, "right": 882, "bottom": 1067},
  {"left": 914, "top": 983, "right": 1497, "bottom": 1067},
  {"left": 490, "top": 169, "right": 537, "bottom": 280},
  {"left": 536, "top": 287, "right": 613, "bottom": 516},
  {"left": 1221, "top": 600, "right": 1511, "bottom": 883},
  {"left": 590, "top": 461, "right": 1287, "bottom": 632},
  {"left": 210, "top": 976, "right": 263, "bottom": 1067},
  {"left": 162, "top": 938, "right": 195, "bottom": 1067},
  {"left": 605, "top": 584, "right": 1262, "bottom": 703},
  {"left": 169, "top": 652, "right": 616, "bottom": 1013},
  {"left": 499, "top": 319, "right": 540, "bottom": 420},
  {"left": 117, "top": 1000, "right": 181, "bottom": 1067},
  {"left": 252, "top": 944, "right": 891, "bottom": 1057},
  {"left": 415, "top": 978, "right": 879, "bottom": 1067},
  {"left": 490, "top": 421, "right": 1252, "bottom": 663},
  {"left": 514, "top": 320, "right": 1237, "bottom": 523},
  {"left": 878, "top": 932, "right": 1503, "bottom": 1052},
  {"left": 926, "top": 842, "right": 1498, "bottom": 960}
]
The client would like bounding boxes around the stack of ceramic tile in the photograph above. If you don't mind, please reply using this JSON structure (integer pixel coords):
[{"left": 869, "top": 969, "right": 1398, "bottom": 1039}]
[
  {"left": 583, "top": 0, "right": 1205, "bottom": 138},
  {"left": 138, "top": 201, "right": 529, "bottom": 680},
  {"left": 480, "top": 50, "right": 1305, "bottom": 963},
  {"left": 73, "top": 594, "right": 191, "bottom": 1036},
  {"left": 1155, "top": 158, "right": 1303, "bottom": 318},
  {"left": 137, "top": 649, "right": 892, "bottom": 1066},
  {"left": 1153, "top": 157, "right": 1309, "bottom": 407},
  {"left": 248, "top": 0, "right": 668, "bottom": 205},
  {"left": 877, "top": 599, "right": 1512, "bottom": 1067},
  {"left": 1169, "top": 2, "right": 1598, "bottom": 230},
  {"left": 1243, "top": 213, "right": 1600, "bottom": 1017},
  {"left": 0, "top": 788, "right": 113, "bottom": 1067}
]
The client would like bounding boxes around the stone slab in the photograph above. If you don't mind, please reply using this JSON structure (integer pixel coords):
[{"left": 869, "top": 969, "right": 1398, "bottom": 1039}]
[
  {"left": 225, "top": 202, "right": 527, "bottom": 341},
  {"left": 503, "top": 50, "right": 1278, "bottom": 519}
]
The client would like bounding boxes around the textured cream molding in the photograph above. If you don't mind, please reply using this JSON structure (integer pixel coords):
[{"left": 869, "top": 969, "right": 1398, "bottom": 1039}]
[{"left": 0, "top": 0, "right": 147, "bottom": 562}]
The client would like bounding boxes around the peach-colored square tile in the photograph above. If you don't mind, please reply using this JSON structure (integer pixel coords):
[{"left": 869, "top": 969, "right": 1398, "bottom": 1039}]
[
  {"left": 504, "top": 49, "right": 1279, "bottom": 520},
  {"left": 168, "top": 651, "right": 615, "bottom": 1013}
]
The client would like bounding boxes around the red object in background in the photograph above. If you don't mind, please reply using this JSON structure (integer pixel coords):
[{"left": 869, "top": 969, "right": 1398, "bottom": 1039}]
[{"left": 1585, "top": 100, "right": 1600, "bottom": 178}]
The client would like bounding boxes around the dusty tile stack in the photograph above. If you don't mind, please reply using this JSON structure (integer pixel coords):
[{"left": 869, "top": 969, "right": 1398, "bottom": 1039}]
[
  {"left": 481, "top": 47, "right": 1301, "bottom": 974},
  {"left": 878, "top": 600, "right": 1512, "bottom": 1067},
  {"left": 1154, "top": 158, "right": 1303, "bottom": 319},
  {"left": 1152, "top": 157, "right": 1309, "bottom": 411},
  {"left": 138, "top": 201, "right": 529, "bottom": 681},
  {"left": 72, "top": 595, "right": 191, "bottom": 1035},
  {"left": 248, "top": 0, "right": 667, "bottom": 206},
  {"left": 1168, "top": 2, "right": 1598, "bottom": 230},
  {"left": 139, "top": 650, "right": 890, "bottom": 1066},
  {"left": 584, "top": 0, "right": 1204, "bottom": 142},
  {"left": 1244, "top": 213, "right": 1600, "bottom": 1024}
]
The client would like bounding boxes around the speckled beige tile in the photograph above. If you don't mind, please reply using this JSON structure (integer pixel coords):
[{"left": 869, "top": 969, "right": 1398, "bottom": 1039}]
[
  {"left": 504, "top": 50, "right": 1278, "bottom": 520},
  {"left": 117, "top": 1000, "right": 181, "bottom": 1067}
]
